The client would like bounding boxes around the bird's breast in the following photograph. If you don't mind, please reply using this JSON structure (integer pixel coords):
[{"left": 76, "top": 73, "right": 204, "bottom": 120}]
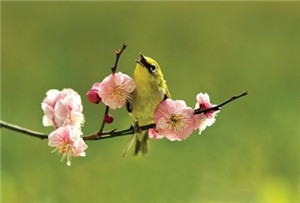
[{"left": 129, "top": 81, "right": 165, "bottom": 125}]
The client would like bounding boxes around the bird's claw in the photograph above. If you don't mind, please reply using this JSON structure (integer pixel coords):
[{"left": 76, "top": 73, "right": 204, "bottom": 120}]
[{"left": 132, "top": 121, "right": 142, "bottom": 134}]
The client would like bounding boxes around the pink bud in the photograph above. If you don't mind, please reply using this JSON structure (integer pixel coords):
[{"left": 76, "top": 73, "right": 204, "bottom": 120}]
[
  {"left": 86, "top": 89, "right": 101, "bottom": 104},
  {"left": 104, "top": 114, "right": 114, "bottom": 124},
  {"left": 86, "top": 82, "right": 101, "bottom": 104}
]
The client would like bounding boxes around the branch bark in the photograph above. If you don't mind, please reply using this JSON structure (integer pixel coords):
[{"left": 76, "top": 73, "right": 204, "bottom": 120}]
[{"left": 0, "top": 120, "right": 48, "bottom": 139}]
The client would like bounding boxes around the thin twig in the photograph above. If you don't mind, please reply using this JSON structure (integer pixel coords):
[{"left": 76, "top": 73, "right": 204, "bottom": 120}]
[
  {"left": 0, "top": 120, "right": 48, "bottom": 139},
  {"left": 111, "top": 42, "right": 127, "bottom": 74},
  {"left": 194, "top": 91, "right": 248, "bottom": 114},
  {"left": 98, "top": 106, "right": 109, "bottom": 134}
]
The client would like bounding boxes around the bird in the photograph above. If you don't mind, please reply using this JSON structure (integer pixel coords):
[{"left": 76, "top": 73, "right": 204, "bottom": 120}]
[{"left": 123, "top": 53, "right": 171, "bottom": 156}]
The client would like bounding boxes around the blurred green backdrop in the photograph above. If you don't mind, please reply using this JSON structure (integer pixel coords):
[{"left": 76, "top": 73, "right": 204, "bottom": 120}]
[{"left": 1, "top": 2, "right": 300, "bottom": 203}]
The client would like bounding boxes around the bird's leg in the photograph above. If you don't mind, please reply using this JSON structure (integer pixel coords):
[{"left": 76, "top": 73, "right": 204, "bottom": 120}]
[{"left": 133, "top": 121, "right": 142, "bottom": 134}]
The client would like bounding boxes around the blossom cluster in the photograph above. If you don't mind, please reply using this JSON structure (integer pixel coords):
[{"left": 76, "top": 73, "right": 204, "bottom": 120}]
[
  {"left": 42, "top": 88, "right": 87, "bottom": 166},
  {"left": 43, "top": 71, "right": 219, "bottom": 166},
  {"left": 149, "top": 93, "right": 219, "bottom": 141}
]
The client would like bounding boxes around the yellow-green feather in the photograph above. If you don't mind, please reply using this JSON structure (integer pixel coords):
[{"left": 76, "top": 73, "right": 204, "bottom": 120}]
[
  {"left": 129, "top": 57, "right": 170, "bottom": 124},
  {"left": 126, "top": 56, "right": 170, "bottom": 155}
]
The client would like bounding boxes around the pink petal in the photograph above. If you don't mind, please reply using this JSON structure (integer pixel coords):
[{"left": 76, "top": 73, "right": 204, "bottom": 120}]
[
  {"left": 92, "top": 82, "right": 101, "bottom": 89},
  {"left": 149, "top": 128, "right": 164, "bottom": 139},
  {"left": 98, "top": 72, "right": 136, "bottom": 109},
  {"left": 42, "top": 88, "right": 84, "bottom": 129},
  {"left": 54, "top": 100, "right": 70, "bottom": 126},
  {"left": 43, "top": 115, "right": 53, "bottom": 127},
  {"left": 46, "top": 89, "right": 60, "bottom": 100},
  {"left": 42, "top": 105, "right": 55, "bottom": 126},
  {"left": 73, "top": 138, "right": 88, "bottom": 157},
  {"left": 154, "top": 99, "right": 196, "bottom": 141},
  {"left": 48, "top": 125, "right": 88, "bottom": 165},
  {"left": 194, "top": 92, "right": 219, "bottom": 134}
]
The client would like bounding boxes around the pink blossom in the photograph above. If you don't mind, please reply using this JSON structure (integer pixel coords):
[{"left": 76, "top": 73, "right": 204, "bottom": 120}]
[
  {"left": 42, "top": 88, "right": 84, "bottom": 129},
  {"left": 98, "top": 72, "right": 136, "bottom": 109},
  {"left": 148, "top": 128, "right": 164, "bottom": 140},
  {"left": 194, "top": 93, "right": 219, "bottom": 134},
  {"left": 154, "top": 99, "right": 196, "bottom": 141},
  {"left": 86, "top": 82, "right": 101, "bottom": 104},
  {"left": 48, "top": 125, "right": 88, "bottom": 166}
]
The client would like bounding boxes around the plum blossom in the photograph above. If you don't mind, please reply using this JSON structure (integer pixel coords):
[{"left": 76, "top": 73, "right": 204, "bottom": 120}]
[
  {"left": 194, "top": 93, "right": 219, "bottom": 134},
  {"left": 86, "top": 82, "right": 101, "bottom": 104},
  {"left": 42, "top": 88, "right": 84, "bottom": 129},
  {"left": 98, "top": 72, "right": 136, "bottom": 109},
  {"left": 48, "top": 125, "right": 88, "bottom": 166},
  {"left": 153, "top": 99, "right": 196, "bottom": 141},
  {"left": 148, "top": 128, "right": 164, "bottom": 140}
]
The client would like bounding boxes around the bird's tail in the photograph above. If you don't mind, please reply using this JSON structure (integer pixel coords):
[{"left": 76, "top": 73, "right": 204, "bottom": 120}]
[
  {"left": 122, "top": 130, "right": 149, "bottom": 157},
  {"left": 134, "top": 130, "right": 149, "bottom": 156}
]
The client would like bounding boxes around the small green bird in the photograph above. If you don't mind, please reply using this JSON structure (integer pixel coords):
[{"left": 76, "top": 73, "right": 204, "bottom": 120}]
[{"left": 124, "top": 54, "right": 171, "bottom": 156}]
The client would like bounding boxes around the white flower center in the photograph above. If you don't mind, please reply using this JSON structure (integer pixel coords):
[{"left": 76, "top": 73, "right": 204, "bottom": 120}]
[{"left": 58, "top": 142, "right": 74, "bottom": 166}]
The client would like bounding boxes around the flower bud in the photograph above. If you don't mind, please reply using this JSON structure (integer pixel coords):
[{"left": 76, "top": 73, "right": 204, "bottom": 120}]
[
  {"left": 104, "top": 114, "right": 114, "bottom": 124},
  {"left": 86, "top": 89, "right": 101, "bottom": 104},
  {"left": 86, "top": 82, "right": 101, "bottom": 104}
]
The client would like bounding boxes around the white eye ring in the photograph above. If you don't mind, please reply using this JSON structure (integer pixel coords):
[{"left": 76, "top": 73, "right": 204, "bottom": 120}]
[{"left": 150, "top": 64, "right": 157, "bottom": 72}]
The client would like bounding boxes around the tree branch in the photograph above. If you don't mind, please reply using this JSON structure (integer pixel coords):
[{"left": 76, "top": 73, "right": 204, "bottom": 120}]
[
  {"left": 0, "top": 120, "right": 154, "bottom": 141},
  {"left": 98, "top": 106, "right": 109, "bottom": 134},
  {"left": 0, "top": 91, "right": 248, "bottom": 141},
  {"left": 0, "top": 120, "right": 48, "bottom": 139}
]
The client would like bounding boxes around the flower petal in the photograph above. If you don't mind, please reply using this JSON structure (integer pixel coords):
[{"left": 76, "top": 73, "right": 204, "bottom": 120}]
[
  {"left": 154, "top": 99, "right": 196, "bottom": 141},
  {"left": 149, "top": 128, "right": 164, "bottom": 140}
]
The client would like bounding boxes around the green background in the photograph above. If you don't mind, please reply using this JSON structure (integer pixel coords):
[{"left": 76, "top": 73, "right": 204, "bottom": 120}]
[{"left": 1, "top": 2, "right": 300, "bottom": 202}]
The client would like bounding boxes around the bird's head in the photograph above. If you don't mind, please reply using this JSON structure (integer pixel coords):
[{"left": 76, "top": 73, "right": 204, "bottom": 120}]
[{"left": 135, "top": 53, "right": 164, "bottom": 81}]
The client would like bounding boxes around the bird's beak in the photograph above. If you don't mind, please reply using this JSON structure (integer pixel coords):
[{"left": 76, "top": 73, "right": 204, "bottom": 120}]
[{"left": 136, "top": 53, "right": 149, "bottom": 68}]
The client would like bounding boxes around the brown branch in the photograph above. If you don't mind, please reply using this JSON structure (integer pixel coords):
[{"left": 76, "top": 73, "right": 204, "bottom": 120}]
[
  {"left": 84, "top": 123, "right": 155, "bottom": 141},
  {"left": 0, "top": 120, "right": 154, "bottom": 141},
  {"left": 98, "top": 106, "right": 109, "bottom": 134},
  {"left": 0, "top": 120, "right": 48, "bottom": 139}
]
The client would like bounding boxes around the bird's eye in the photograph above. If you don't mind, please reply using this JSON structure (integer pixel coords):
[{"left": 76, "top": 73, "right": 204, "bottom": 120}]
[{"left": 150, "top": 64, "right": 157, "bottom": 73}]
